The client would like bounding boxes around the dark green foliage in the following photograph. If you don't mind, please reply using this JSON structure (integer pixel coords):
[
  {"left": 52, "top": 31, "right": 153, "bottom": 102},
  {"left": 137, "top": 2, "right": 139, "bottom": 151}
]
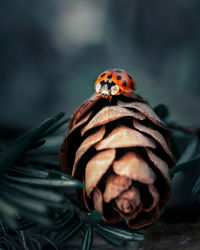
[
  {"left": 0, "top": 113, "right": 81, "bottom": 230},
  {"left": 43, "top": 117, "right": 70, "bottom": 137},
  {"left": 169, "top": 136, "right": 200, "bottom": 176},
  {"left": 192, "top": 173, "right": 200, "bottom": 194},
  {"left": 154, "top": 104, "right": 169, "bottom": 121},
  {"left": 169, "top": 155, "right": 200, "bottom": 176},
  {"left": 0, "top": 110, "right": 200, "bottom": 249},
  {"left": 0, "top": 112, "right": 65, "bottom": 176},
  {"left": 5, "top": 174, "right": 84, "bottom": 188},
  {"left": 169, "top": 131, "right": 200, "bottom": 201}
]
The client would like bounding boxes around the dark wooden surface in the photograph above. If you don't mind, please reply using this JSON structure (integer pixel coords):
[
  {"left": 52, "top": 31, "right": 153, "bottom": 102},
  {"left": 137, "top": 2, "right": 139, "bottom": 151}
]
[{"left": 68, "top": 220, "right": 200, "bottom": 250}]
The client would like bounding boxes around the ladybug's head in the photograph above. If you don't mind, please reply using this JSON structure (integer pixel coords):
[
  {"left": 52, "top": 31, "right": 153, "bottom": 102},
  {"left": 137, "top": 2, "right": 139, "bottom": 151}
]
[
  {"left": 94, "top": 68, "right": 136, "bottom": 96},
  {"left": 95, "top": 79, "right": 121, "bottom": 96}
]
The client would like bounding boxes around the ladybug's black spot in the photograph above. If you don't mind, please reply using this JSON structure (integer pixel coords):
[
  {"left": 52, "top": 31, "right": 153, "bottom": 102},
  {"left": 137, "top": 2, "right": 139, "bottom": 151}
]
[
  {"left": 100, "top": 73, "right": 105, "bottom": 77},
  {"left": 100, "top": 80, "right": 104, "bottom": 84},
  {"left": 115, "top": 69, "right": 123, "bottom": 73},
  {"left": 128, "top": 74, "right": 132, "bottom": 79},
  {"left": 117, "top": 75, "right": 122, "bottom": 80},
  {"left": 110, "top": 81, "right": 116, "bottom": 86},
  {"left": 108, "top": 81, "right": 116, "bottom": 90},
  {"left": 130, "top": 82, "right": 135, "bottom": 89},
  {"left": 122, "top": 80, "right": 127, "bottom": 86},
  {"left": 107, "top": 74, "right": 112, "bottom": 79}
]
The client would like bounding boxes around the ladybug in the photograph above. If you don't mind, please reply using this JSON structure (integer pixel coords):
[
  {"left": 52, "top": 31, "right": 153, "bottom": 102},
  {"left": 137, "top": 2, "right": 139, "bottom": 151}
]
[{"left": 94, "top": 68, "right": 136, "bottom": 96}]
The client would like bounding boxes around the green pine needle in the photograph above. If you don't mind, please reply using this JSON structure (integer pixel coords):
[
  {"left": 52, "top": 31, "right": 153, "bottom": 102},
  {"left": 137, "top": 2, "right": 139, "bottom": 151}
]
[
  {"left": 12, "top": 112, "right": 65, "bottom": 145},
  {"left": 169, "top": 155, "right": 200, "bottom": 176},
  {"left": 81, "top": 227, "right": 93, "bottom": 250},
  {"left": 192, "top": 175, "right": 200, "bottom": 194},
  {"left": 54, "top": 220, "right": 84, "bottom": 245},
  {"left": 4, "top": 181, "right": 64, "bottom": 203},
  {"left": 0, "top": 112, "right": 85, "bottom": 230},
  {"left": 5, "top": 174, "right": 84, "bottom": 188},
  {"left": 43, "top": 117, "right": 70, "bottom": 137},
  {"left": 0, "top": 112, "right": 65, "bottom": 177},
  {"left": 169, "top": 136, "right": 199, "bottom": 176},
  {"left": 95, "top": 224, "right": 146, "bottom": 242}
]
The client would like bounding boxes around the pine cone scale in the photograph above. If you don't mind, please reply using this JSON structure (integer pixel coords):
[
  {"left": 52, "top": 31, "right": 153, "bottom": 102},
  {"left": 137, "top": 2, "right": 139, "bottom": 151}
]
[
  {"left": 116, "top": 186, "right": 141, "bottom": 214},
  {"left": 113, "top": 152, "right": 156, "bottom": 184},
  {"left": 85, "top": 148, "right": 116, "bottom": 197},
  {"left": 146, "top": 184, "right": 160, "bottom": 212},
  {"left": 70, "top": 111, "right": 93, "bottom": 134},
  {"left": 117, "top": 100, "right": 171, "bottom": 135},
  {"left": 93, "top": 187, "right": 103, "bottom": 213},
  {"left": 133, "top": 120, "right": 175, "bottom": 164},
  {"left": 69, "top": 94, "right": 102, "bottom": 130},
  {"left": 72, "top": 125, "right": 106, "bottom": 176},
  {"left": 95, "top": 125, "right": 156, "bottom": 150},
  {"left": 81, "top": 105, "right": 146, "bottom": 136},
  {"left": 103, "top": 174, "right": 132, "bottom": 203},
  {"left": 127, "top": 206, "right": 160, "bottom": 229},
  {"left": 146, "top": 149, "right": 170, "bottom": 183}
]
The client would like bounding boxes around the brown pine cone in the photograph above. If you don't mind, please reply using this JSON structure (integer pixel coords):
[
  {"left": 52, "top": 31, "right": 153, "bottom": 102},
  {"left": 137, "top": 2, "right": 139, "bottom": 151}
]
[{"left": 59, "top": 83, "right": 175, "bottom": 229}]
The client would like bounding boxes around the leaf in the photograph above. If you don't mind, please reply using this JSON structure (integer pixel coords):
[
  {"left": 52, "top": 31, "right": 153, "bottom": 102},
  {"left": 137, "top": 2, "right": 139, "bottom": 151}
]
[
  {"left": 169, "top": 155, "right": 200, "bottom": 176},
  {"left": 54, "top": 220, "right": 84, "bottom": 245},
  {"left": 95, "top": 228, "right": 125, "bottom": 247},
  {"left": 17, "top": 217, "right": 35, "bottom": 230},
  {"left": 44, "top": 117, "right": 70, "bottom": 137},
  {"left": 44, "top": 210, "right": 76, "bottom": 235},
  {"left": 5, "top": 175, "right": 84, "bottom": 188},
  {"left": 1, "top": 190, "right": 47, "bottom": 214},
  {"left": 192, "top": 175, "right": 200, "bottom": 194},
  {"left": 13, "top": 112, "right": 65, "bottom": 145},
  {"left": 28, "top": 236, "right": 42, "bottom": 249},
  {"left": 11, "top": 166, "right": 48, "bottom": 178},
  {"left": 27, "top": 139, "right": 46, "bottom": 151},
  {"left": 86, "top": 210, "right": 102, "bottom": 225},
  {"left": 0, "top": 196, "right": 51, "bottom": 228},
  {"left": 0, "top": 198, "right": 18, "bottom": 228},
  {"left": 4, "top": 181, "right": 64, "bottom": 203},
  {"left": 47, "top": 169, "right": 78, "bottom": 180},
  {"left": 95, "top": 224, "right": 146, "bottom": 241},
  {"left": 81, "top": 226, "right": 93, "bottom": 250},
  {"left": 9, "top": 168, "right": 84, "bottom": 187},
  {"left": 154, "top": 104, "right": 169, "bottom": 120},
  {"left": 52, "top": 209, "right": 75, "bottom": 229},
  {"left": 64, "top": 193, "right": 85, "bottom": 209},
  {"left": 27, "top": 234, "right": 59, "bottom": 250},
  {"left": 169, "top": 136, "right": 199, "bottom": 176},
  {"left": 16, "top": 208, "right": 51, "bottom": 226},
  {"left": 176, "top": 136, "right": 199, "bottom": 165},
  {"left": 0, "top": 112, "right": 65, "bottom": 177}
]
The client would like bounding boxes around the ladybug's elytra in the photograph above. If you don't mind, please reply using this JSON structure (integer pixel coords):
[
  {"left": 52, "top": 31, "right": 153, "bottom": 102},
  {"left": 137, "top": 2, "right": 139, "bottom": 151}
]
[{"left": 94, "top": 68, "right": 136, "bottom": 96}]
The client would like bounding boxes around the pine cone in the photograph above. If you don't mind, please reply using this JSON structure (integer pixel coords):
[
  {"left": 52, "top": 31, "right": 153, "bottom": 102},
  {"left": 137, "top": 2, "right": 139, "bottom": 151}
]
[{"left": 60, "top": 87, "right": 175, "bottom": 229}]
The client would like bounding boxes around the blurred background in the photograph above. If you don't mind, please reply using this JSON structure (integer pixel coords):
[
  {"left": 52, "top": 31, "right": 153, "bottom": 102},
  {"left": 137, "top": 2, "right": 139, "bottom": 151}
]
[{"left": 0, "top": 0, "right": 200, "bottom": 134}]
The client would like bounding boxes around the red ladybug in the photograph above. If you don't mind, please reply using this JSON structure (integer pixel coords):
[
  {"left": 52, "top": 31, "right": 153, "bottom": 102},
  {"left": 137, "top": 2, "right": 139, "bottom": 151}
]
[{"left": 94, "top": 68, "right": 136, "bottom": 96}]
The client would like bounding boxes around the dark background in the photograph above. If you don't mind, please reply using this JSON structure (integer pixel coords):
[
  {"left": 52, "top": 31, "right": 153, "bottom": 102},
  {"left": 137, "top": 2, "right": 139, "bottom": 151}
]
[{"left": 0, "top": 0, "right": 200, "bottom": 131}]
